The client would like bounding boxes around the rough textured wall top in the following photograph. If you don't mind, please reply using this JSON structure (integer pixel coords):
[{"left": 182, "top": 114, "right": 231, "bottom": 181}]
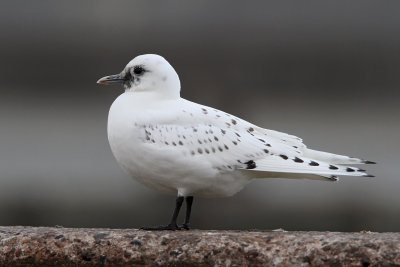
[{"left": 1, "top": 226, "right": 400, "bottom": 266}]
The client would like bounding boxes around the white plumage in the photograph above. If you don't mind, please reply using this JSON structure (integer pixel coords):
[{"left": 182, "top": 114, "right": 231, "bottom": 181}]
[
  {"left": 97, "top": 54, "right": 374, "bottom": 229},
  {"left": 99, "top": 54, "right": 374, "bottom": 198}
]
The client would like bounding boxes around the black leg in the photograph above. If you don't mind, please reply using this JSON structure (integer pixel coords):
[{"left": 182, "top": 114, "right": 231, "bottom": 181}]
[
  {"left": 181, "top": 196, "right": 194, "bottom": 230},
  {"left": 169, "top": 196, "right": 184, "bottom": 226},
  {"left": 141, "top": 196, "right": 184, "bottom": 230}
]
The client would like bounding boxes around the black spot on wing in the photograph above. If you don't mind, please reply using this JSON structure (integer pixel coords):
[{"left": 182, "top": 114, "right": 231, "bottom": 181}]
[
  {"left": 309, "top": 161, "right": 319, "bottom": 166},
  {"left": 327, "top": 175, "right": 339, "bottom": 181},
  {"left": 280, "top": 155, "right": 288, "bottom": 160},
  {"left": 346, "top": 167, "right": 355, "bottom": 172},
  {"left": 329, "top": 165, "right": 339, "bottom": 170},
  {"left": 293, "top": 157, "right": 304, "bottom": 163},
  {"left": 245, "top": 160, "right": 256, "bottom": 169},
  {"left": 231, "top": 119, "right": 237, "bottom": 125}
]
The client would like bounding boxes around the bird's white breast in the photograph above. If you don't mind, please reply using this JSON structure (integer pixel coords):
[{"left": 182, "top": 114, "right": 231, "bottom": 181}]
[{"left": 107, "top": 92, "right": 251, "bottom": 197}]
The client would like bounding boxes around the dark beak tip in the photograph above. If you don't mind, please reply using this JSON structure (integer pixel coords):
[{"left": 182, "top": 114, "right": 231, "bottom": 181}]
[{"left": 96, "top": 74, "right": 123, "bottom": 85}]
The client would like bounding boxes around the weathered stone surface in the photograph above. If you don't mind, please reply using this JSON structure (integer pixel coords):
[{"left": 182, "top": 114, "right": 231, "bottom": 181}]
[{"left": 0, "top": 226, "right": 399, "bottom": 266}]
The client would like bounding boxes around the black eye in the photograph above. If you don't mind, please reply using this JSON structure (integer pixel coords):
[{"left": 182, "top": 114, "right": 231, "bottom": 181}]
[{"left": 133, "top": 66, "right": 144, "bottom": 75}]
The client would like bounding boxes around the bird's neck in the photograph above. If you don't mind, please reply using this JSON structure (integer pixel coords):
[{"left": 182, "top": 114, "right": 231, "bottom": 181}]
[{"left": 122, "top": 90, "right": 180, "bottom": 105}]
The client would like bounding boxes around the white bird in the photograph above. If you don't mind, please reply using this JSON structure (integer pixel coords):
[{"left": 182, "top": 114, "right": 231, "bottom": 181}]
[{"left": 97, "top": 54, "right": 375, "bottom": 230}]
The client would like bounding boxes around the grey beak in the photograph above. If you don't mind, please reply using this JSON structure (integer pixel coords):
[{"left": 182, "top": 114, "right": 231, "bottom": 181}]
[{"left": 97, "top": 74, "right": 124, "bottom": 85}]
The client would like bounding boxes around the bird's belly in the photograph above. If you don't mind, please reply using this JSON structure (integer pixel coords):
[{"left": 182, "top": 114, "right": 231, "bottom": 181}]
[
  {"left": 107, "top": 120, "right": 176, "bottom": 194},
  {"left": 107, "top": 97, "right": 250, "bottom": 197},
  {"left": 108, "top": 122, "right": 250, "bottom": 197}
]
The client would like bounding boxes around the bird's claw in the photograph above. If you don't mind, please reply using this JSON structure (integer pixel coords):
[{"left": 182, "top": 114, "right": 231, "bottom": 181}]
[
  {"left": 140, "top": 223, "right": 191, "bottom": 231},
  {"left": 140, "top": 223, "right": 182, "bottom": 231},
  {"left": 180, "top": 223, "right": 190, "bottom": 230}
]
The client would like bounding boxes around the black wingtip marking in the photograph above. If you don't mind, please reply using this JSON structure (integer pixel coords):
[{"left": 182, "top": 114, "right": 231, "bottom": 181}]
[
  {"left": 327, "top": 175, "right": 339, "bottom": 181},
  {"left": 329, "top": 165, "right": 339, "bottom": 170},
  {"left": 280, "top": 154, "right": 289, "bottom": 160},
  {"left": 363, "top": 160, "right": 377, "bottom": 164},
  {"left": 293, "top": 157, "right": 304, "bottom": 163},
  {"left": 364, "top": 174, "right": 375, "bottom": 177},
  {"left": 357, "top": 168, "right": 366, "bottom": 172},
  {"left": 245, "top": 160, "right": 256, "bottom": 169},
  {"left": 309, "top": 161, "right": 319, "bottom": 166},
  {"left": 346, "top": 167, "right": 355, "bottom": 172}
]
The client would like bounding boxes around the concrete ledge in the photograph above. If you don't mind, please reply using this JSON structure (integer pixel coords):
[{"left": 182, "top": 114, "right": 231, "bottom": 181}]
[{"left": 1, "top": 226, "right": 399, "bottom": 266}]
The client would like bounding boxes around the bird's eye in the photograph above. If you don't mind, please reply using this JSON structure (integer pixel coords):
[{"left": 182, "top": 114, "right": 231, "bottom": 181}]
[{"left": 133, "top": 66, "right": 144, "bottom": 75}]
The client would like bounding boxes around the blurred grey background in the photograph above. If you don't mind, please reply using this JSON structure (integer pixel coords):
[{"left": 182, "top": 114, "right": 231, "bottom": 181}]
[{"left": 0, "top": 0, "right": 399, "bottom": 231}]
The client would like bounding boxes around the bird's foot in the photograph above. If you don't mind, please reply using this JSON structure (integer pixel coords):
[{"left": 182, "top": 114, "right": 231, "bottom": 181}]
[
  {"left": 180, "top": 223, "right": 190, "bottom": 230},
  {"left": 140, "top": 223, "right": 182, "bottom": 231}
]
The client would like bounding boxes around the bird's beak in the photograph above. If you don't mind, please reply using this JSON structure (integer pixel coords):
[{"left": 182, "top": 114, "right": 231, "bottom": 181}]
[{"left": 97, "top": 74, "right": 124, "bottom": 85}]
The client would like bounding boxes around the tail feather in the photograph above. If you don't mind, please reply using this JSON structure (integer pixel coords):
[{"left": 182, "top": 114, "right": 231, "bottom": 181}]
[
  {"left": 239, "top": 154, "right": 374, "bottom": 180},
  {"left": 240, "top": 169, "right": 339, "bottom": 182},
  {"left": 302, "top": 148, "right": 376, "bottom": 165}
]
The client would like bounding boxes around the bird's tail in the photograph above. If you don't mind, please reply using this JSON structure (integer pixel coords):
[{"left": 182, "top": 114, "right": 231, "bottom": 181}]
[
  {"left": 239, "top": 151, "right": 375, "bottom": 182},
  {"left": 302, "top": 148, "right": 376, "bottom": 165}
]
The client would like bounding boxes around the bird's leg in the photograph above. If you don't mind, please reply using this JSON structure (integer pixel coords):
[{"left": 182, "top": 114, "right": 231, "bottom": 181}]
[
  {"left": 140, "top": 196, "right": 184, "bottom": 230},
  {"left": 181, "top": 196, "right": 194, "bottom": 230}
]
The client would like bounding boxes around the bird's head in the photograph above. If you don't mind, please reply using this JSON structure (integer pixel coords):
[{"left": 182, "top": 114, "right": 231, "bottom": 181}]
[{"left": 97, "top": 54, "right": 181, "bottom": 98}]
